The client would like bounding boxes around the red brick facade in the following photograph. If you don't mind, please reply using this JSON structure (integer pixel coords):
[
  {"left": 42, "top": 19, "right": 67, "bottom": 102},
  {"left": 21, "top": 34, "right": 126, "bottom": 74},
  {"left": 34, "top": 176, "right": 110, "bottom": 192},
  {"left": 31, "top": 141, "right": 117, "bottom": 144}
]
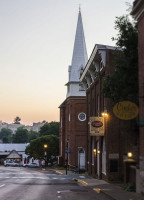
[
  {"left": 131, "top": 0, "right": 144, "bottom": 194},
  {"left": 59, "top": 97, "right": 87, "bottom": 168},
  {"left": 81, "top": 45, "right": 139, "bottom": 181},
  {"left": 138, "top": 11, "right": 144, "bottom": 158}
]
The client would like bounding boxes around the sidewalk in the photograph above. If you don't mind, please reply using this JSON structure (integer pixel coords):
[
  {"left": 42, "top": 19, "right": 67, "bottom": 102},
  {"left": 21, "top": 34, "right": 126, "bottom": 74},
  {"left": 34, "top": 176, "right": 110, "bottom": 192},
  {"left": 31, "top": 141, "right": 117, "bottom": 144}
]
[{"left": 54, "top": 169, "right": 144, "bottom": 200}]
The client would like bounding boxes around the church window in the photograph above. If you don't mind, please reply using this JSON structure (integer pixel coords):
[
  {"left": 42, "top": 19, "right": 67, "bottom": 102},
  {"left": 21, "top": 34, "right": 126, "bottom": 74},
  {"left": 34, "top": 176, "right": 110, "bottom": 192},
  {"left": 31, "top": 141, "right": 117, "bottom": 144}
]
[{"left": 78, "top": 112, "right": 86, "bottom": 121}]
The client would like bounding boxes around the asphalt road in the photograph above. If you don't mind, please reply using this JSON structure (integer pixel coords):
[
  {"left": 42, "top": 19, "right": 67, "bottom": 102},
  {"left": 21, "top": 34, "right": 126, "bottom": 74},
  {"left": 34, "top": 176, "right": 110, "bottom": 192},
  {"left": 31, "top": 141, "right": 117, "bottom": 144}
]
[{"left": 0, "top": 166, "right": 113, "bottom": 200}]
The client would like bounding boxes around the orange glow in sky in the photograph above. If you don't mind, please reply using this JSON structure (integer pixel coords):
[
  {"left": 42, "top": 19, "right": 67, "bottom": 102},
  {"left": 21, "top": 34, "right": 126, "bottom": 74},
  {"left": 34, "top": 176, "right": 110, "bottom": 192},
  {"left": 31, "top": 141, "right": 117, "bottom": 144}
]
[{"left": 0, "top": 0, "right": 133, "bottom": 125}]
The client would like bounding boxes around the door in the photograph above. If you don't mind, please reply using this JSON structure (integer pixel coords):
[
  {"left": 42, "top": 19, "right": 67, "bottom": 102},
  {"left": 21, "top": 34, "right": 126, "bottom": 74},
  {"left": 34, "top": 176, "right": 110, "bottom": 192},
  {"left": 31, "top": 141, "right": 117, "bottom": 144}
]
[{"left": 78, "top": 148, "right": 85, "bottom": 170}]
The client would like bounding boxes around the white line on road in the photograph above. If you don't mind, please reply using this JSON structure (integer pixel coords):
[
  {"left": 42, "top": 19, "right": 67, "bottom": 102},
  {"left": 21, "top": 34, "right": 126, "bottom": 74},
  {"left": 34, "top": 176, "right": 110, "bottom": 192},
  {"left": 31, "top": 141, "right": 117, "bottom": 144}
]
[
  {"left": 0, "top": 184, "right": 5, "bottom": 188},
  {"left": 0, "top": 177, "right": 50, "bottom": 179}
]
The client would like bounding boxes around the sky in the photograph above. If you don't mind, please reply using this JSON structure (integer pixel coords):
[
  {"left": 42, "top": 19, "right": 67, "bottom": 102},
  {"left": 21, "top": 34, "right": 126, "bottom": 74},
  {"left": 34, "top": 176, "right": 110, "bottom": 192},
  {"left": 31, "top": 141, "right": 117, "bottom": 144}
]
[{"left": 0, "top": 0, "right": 134, "bottom": 125}]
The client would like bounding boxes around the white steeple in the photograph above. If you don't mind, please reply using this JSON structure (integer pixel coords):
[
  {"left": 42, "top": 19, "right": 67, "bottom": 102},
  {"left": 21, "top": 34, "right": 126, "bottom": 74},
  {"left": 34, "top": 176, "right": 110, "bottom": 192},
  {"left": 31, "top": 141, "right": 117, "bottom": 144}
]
[{"left": 66, "top": 9, "right": 88, "bottom": 98}]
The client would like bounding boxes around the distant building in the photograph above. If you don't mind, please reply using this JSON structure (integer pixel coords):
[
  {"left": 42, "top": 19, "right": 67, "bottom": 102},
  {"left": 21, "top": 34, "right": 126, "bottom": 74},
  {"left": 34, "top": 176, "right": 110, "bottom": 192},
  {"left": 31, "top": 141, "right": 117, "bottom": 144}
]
[
  {"left": 0, "top": 122, "right": 45, "bottom": 133},
  {"left": 0, "top": 143, "right": 29, "bottom": 164}
]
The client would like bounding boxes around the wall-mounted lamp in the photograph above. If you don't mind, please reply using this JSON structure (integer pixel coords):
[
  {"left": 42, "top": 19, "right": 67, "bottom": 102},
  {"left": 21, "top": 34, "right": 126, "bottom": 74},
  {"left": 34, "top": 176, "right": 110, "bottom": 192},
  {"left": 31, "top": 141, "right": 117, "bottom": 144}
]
[
  {"left": 127, "top": 152, "right": 133, "bottom": 158},
  {"left": 93, "top": 149, "right": 96, "bottom": 153},
  {"left": 102, "top": 110, "right": 108, "bottom": 117},
  {"left": 97, "top": 150, "right": 100, "bottom": 154}
]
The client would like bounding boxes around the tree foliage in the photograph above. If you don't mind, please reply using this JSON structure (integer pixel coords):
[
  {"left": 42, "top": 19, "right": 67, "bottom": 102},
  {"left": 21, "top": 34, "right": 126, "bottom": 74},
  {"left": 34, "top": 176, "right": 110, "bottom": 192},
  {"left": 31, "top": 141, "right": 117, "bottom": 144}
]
[
  {"left": 13, "top": 127, "right": 29, "bottom": 143},
  {"left": 103, "top": 15, "right": 138, "bottom": 103},
  {"left": 25, "top": 135, "right": 59, "bottom": 160},
  {"left": 14, "top": 116, "right": 21, "bottom": 124},
  {"left": 39, "top": 121, "right": 59, "bottom": 137},
  {"left": 0, "top": 128, "right": 13, "bottom": 143},
  {"left": 28, "top": 130, "right": 39, "bottom": 142}
]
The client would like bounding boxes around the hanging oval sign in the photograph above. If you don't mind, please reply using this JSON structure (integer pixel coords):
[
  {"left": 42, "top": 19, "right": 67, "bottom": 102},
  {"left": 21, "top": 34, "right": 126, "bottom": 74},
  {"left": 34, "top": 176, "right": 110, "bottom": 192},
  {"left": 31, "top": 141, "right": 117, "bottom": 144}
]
[
  {"left": 113, "top": 101, "right": 138, "bottom": 120},
  {"left": 91, "top": 121, "right": 103, "bottom": 128}
]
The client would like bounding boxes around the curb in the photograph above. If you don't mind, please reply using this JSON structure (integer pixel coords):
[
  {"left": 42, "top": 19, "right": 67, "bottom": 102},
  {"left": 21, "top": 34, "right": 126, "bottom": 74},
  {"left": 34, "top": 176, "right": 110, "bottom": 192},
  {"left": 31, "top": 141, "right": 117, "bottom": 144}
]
[{"left": 72, "top": 178, "right": 116, "bottom": 200}]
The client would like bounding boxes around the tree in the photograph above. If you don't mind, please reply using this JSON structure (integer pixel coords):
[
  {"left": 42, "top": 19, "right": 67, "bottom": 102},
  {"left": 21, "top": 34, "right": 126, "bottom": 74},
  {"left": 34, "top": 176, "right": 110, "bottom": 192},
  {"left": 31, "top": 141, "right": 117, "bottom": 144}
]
[
  {"left": 28, "top": 130, "right": 39, "bottom": 142},
  {"left": 103, "top": 15, "right": 138, "bottom": 104},
  {"left": 0, "top": 128, "right": 13, "bottom": 143},
  {"left": 12, "top": 127, "right": 28, "bottom": 143},
  {"left": 2, "top": 136, "right": 9, "bottom": 143},
  {"left": 25, "top": 135, "right": 59, "bottom": 161},
  {"left": 39, "top": 121, "right": 59, "bottom": 137},
  {"left": 14, "top": 116, "right": 21, "bottom": 124}
]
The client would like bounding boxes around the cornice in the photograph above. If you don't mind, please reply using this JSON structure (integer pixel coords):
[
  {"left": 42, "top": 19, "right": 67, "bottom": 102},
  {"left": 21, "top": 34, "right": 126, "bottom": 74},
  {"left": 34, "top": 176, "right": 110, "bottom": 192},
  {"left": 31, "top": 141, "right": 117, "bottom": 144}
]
[{"left": 131, "top": 0, "right": 144, "bottom": 20}]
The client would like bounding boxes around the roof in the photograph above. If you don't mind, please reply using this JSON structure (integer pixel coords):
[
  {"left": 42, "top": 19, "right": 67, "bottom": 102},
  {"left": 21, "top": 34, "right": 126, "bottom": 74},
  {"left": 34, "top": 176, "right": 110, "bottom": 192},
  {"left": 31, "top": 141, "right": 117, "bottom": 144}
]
[
  {"left": 66, "top": 10, "right": 88, "bottom": 98},
  {"left": 7, "top": 150, "right": 21, "bottom": 159},
  {"left": 80, "top": 44, "right": 118, "bottom": 82},
  {"left": 131, "top": 0, "right": 144, "bottom": 20},
  {"left": 0, "top": 143, "right": 29, "bottom": 152},
  {"left": 59, "top": 100, "right": 66, "bottom": 108}
]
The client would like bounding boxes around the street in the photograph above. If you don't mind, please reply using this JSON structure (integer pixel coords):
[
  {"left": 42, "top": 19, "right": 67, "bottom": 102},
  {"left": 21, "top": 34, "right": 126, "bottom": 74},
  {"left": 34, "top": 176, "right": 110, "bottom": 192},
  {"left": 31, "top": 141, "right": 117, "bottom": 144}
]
[{"left": 0, "top": 166, "right": 113, "bottom": 200}]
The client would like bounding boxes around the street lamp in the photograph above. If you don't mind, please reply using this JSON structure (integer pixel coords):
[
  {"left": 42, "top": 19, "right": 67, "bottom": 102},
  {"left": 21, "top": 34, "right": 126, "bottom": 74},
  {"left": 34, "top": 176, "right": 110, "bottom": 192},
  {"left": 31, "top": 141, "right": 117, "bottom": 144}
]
[
  {"left": 44, "top": 144, "right": 48, "bottom": 168},
  {"left": 66, "top": 139, "right": 69, "bottom": 175}
]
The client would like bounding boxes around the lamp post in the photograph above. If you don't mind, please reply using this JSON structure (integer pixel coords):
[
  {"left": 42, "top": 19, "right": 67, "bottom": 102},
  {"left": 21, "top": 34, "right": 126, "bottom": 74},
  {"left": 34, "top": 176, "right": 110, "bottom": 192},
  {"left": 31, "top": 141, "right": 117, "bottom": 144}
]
[
  {"left": 66, "top": 139, "right": 69, "bottom": 175},
  {"left": 44, "top": 144, "right": 48, "bottom": 169}
]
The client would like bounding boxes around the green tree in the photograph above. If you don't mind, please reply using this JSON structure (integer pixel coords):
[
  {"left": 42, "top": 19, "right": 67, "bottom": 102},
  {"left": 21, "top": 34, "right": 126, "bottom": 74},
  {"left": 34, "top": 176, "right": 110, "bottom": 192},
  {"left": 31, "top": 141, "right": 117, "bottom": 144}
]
[
  {"left": 14, "top": 116, "right": 21, "bottom": 124},
  {"left": 2, "top": 136, "right": 9, "bottom": 143},
  {"left": 28, "top": 130, "right": 39, "bottom": 142},
  {"left": 0, "top": 128, "right": 13, "bottom": 143},
  {"left": 103, "top": 15, "right": 138, "bottom": 103},
  {"left": 12, "top": 127, "right": 28, "bottom": 143},
  {"left": 25, "top": 135, "right": 59, "bottom": 160},
  {"left": 39, "top": 121, "right": 59, "bottom": 137}
]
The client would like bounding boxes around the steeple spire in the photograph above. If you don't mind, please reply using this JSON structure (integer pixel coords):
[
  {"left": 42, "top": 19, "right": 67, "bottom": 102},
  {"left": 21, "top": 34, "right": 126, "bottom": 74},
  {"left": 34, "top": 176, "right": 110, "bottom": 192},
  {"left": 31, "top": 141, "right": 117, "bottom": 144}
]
[
  {"left": 66, "top": 9, "right": 88, "bottom": 98},
  {"left": 79, "top": 4, "right": 81, "bottom": 13}
]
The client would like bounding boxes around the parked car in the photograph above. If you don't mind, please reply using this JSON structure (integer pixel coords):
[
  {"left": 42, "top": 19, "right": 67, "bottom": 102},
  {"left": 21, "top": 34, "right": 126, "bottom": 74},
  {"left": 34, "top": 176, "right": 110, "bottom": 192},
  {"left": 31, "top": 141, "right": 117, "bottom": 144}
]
[
  {"left": 4, "top": 161, "right": 19, "bottom": 167},
  {"left": 23, "top": 163, "right": 39, "bottom": 168}
]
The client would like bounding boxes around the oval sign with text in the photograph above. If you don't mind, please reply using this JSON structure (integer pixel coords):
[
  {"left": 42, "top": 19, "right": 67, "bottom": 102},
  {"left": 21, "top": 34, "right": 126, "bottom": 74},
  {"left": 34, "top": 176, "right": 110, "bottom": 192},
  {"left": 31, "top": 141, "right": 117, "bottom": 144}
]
[
  {"left": 113, "top": 101, "right": 138, "bottom": 120},
  {"left": 91, "top": 121, "right": 103, "bottom": 128}
]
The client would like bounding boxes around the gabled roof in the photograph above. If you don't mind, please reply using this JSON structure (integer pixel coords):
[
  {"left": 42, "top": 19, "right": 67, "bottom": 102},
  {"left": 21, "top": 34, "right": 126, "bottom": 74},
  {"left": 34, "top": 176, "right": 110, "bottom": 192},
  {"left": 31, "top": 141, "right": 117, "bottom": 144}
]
[
  {"left": 131, "top": 0, "right": 144, "bottom": 20},
  {"left": 7, "top": 150, "right": 21, "bottom": 159}
]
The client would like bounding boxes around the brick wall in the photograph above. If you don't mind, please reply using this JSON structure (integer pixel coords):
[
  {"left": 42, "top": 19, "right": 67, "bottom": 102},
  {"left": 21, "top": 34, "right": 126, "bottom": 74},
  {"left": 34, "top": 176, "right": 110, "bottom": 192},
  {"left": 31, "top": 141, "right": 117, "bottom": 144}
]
[
  {"left": 65, "top": 97, "right": 87, "bottom": 168},
  {"left": 138, "top": 11, "right": 144, "bottom": 158}
]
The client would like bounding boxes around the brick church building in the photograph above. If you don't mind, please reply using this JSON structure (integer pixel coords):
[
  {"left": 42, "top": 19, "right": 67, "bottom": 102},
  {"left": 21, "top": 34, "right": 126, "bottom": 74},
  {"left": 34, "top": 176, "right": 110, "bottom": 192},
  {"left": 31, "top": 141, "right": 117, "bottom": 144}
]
[{"left": 59, "top": 10, "right": 88, "bottom": 169}]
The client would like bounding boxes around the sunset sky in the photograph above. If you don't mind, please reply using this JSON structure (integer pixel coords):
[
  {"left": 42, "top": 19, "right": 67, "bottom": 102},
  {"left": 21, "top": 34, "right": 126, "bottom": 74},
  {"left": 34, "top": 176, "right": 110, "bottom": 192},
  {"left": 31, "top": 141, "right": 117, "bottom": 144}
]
[{"left": 0, "top": 0, "right": 133, "bottom": 125}]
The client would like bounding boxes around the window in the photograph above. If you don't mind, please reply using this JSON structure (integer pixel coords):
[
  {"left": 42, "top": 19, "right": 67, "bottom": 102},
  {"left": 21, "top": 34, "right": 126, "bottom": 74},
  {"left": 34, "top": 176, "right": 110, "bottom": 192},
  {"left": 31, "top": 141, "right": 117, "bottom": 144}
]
[
  {"left": 78, "top": 113, "right": 86, "bottom": 121},
  {"left": 109, "top": 160, "right": 119, "bottom": 172}
]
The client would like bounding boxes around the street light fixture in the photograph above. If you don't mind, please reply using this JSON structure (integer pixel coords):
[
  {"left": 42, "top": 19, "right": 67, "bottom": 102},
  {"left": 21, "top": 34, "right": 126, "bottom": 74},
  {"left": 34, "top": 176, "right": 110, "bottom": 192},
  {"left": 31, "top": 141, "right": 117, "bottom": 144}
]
[
  {"left": 44, "top": 144, "right": 48, "bottom": 168},
  {"left": 102, "top": 109, "right": 108, "bottom": 117},
  {"left": 44, "top": 144, "right": 48, "bottom": 149},
  {"left": 127, "top": 152, "right": 133, "bottom": 158}
]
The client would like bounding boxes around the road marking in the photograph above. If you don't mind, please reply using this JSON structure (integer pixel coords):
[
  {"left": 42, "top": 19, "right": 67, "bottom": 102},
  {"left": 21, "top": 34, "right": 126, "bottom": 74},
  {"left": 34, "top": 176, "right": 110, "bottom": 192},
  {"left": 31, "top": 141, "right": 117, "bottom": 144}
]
[
  {"left": 57, "top": 190, "right": 71, "bottom": 194},
  {"left": 0, "top": 184, "right": 5, "bottom": 188},
  {"left": 72, "top": 178, "right": 88, "bottom": 186},
  {"left": 93, "top": 188, "right": 101, "bottom": 193},
  {"left": 0, "top": 177, "right": 50, "bottom": 179},
  {"left": 56, "top": 171, "right": 63, "bottom": 175}
]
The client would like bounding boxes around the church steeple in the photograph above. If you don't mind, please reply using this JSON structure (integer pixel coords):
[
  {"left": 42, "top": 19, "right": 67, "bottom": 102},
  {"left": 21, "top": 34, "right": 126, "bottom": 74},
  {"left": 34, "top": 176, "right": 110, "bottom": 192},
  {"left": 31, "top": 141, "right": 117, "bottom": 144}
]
[{"left": 66, "top": 9, "right": 88, "bottom": 98}]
